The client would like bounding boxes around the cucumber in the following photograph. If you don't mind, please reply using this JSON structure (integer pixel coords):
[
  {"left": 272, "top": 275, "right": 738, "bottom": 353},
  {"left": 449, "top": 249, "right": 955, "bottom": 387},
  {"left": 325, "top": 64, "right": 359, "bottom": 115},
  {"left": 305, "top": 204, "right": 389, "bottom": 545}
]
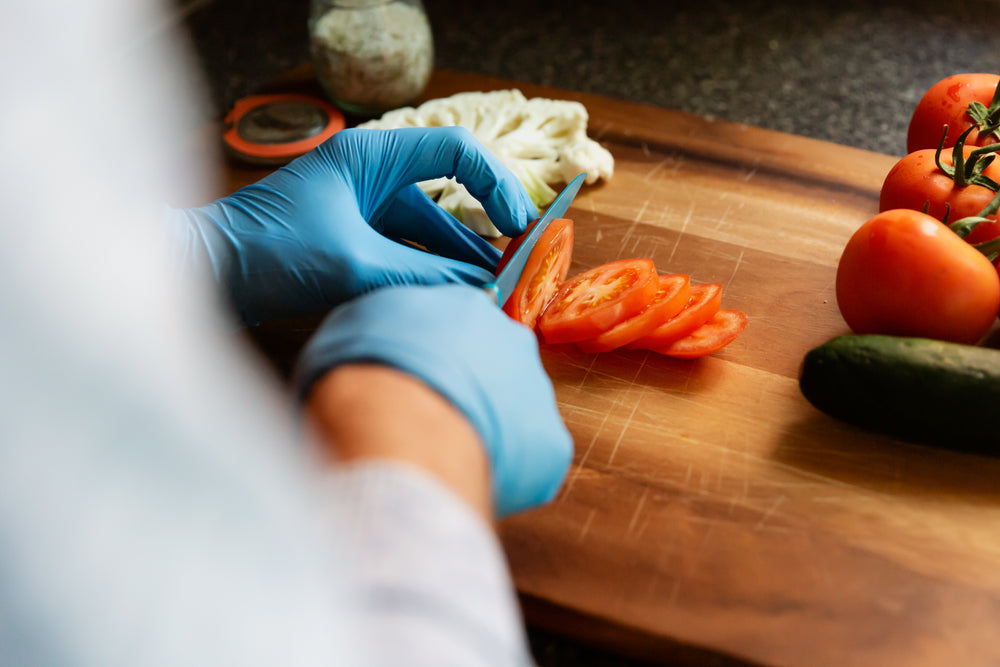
[{"left": 799, "top": 334, "right": 1000, "bottom": 450}]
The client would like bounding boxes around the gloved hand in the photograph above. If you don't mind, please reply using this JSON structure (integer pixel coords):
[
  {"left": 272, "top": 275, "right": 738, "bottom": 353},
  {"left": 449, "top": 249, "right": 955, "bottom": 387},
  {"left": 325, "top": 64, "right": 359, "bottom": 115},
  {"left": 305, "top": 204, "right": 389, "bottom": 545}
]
[
  {"left": 294, "top": 284, "right": 573, "bottom": 517},
  {"left": 167, "top": 127, "right": 538, "bottom": 326}
]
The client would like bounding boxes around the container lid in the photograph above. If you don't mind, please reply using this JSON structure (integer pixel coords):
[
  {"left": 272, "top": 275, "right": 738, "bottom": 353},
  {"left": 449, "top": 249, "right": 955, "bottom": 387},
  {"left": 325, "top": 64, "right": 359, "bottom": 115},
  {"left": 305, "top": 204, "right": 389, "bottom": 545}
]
[{"left": 223, "top": 94, "right": 346, "bottom": 165}]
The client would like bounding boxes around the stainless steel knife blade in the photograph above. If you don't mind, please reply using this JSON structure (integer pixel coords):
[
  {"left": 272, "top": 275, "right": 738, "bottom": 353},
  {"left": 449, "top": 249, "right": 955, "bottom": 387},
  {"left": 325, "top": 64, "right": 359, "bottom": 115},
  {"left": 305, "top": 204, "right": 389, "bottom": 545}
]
[{"left": 484, "top": 172, "right": 586, "bottom": 307}]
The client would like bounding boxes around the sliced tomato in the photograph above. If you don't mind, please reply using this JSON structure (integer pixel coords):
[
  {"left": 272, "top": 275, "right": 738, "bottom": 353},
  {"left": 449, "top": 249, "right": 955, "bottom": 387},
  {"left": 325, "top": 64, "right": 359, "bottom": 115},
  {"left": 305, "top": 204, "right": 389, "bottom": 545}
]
[
  {"left": 625, "top": 282, "right": 723, "bottom": 350},
  {"left": 654, "top": 309, "right": 748, "bottom": 359},
  {"left": 537, "top": 258, "right": 658, "bottom": 344},
  {"left": 575, "top": 274, "right": 691, "bottom": 353},
  {"left": 500, "top": 218, "right": 574, "bottom": 329}
]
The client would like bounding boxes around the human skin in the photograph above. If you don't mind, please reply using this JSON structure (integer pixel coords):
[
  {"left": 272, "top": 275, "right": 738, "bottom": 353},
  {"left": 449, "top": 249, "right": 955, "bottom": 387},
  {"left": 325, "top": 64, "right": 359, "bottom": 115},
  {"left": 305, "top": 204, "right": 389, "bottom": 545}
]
[{"left": 305, "top": 363, "right": 493, "bottom": 520}]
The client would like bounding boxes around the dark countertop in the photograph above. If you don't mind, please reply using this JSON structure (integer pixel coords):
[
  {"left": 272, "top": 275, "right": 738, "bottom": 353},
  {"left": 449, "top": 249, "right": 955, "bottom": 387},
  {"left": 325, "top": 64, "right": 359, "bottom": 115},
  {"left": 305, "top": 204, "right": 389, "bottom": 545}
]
[
  {"left": 184, "top": 0, "right": 1000, "bottom": 157},
  {"left": 179, "top": 1, "right": 1000, "bottom": 665}
]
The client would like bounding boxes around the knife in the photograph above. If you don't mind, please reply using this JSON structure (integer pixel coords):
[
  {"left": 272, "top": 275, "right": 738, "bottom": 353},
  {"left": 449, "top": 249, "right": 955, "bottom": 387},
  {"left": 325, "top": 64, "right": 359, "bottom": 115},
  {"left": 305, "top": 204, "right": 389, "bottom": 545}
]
[{"left": 483, "top": 172, "right": 586, "bottom": 307}]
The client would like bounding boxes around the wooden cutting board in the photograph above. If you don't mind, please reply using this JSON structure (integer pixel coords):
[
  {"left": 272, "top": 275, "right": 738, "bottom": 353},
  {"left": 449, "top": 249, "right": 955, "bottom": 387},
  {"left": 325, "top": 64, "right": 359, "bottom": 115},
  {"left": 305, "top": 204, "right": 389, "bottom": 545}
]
[{"left": 218, "top": 70, "right": 1000, "bottom": 667}]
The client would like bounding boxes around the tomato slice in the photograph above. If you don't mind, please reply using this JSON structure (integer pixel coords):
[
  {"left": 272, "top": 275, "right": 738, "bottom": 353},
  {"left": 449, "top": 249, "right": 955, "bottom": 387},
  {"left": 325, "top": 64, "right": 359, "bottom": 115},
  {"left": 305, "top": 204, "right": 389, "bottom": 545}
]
[
  {"left": 655, "top": 309, "right": 748, "bottom": 359},
  {"left": 499, "top": 218, "right": 574, "bottom": 329},
  {"left": 538, "top": 258, "right": 658, "bottom": 344},
  {"left": 625, "top": 282, "right": 722, "bottom": 350},
  {"left": 575, "top": 274, "right": 691, "bottom": 353}
]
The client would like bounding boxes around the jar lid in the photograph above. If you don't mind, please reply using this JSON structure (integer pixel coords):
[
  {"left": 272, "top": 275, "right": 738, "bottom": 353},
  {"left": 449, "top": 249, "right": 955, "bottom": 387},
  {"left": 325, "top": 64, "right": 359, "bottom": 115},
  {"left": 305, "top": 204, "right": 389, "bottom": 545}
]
[{"left": 223, "top": 94, "right": 346, "bottom": 165}]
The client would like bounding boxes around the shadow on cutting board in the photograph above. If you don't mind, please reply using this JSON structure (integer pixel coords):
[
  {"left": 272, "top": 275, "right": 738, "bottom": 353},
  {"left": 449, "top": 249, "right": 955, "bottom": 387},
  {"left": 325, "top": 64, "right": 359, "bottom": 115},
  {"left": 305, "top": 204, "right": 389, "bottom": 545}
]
[{"left": 772, "top": 408, "right": 1000, "bottom": 503}]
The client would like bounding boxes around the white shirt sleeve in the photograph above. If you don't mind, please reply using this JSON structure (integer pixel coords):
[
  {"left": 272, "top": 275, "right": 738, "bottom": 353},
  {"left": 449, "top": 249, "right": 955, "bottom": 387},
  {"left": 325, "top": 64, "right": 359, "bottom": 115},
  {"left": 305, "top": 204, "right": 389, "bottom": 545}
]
[
  {"left": 0, "top": 1, "right": 532, "bottom": 665},
  {"left": 327, "top": 463, "right": 535, "bottom": 666}
]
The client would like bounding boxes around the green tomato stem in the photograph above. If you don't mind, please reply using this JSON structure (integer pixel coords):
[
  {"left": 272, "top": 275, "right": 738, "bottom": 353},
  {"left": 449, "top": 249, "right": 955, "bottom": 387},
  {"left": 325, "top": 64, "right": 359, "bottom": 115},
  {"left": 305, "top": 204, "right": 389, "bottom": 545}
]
[
  {"left": 968, "top": 141, "right": 1000, "bottom": 160},
  {"left": 973, "top": 235, "right": 1000, "bottom": 262},
  {"left": 966, "top": 79, "right": 1000, "bottom": 144},
  {"left": 949, "top": 189, "right": 1000, "bottom": 242},
  {"left": 934, "top": 124, "right": 1000, "bottom": 191}
]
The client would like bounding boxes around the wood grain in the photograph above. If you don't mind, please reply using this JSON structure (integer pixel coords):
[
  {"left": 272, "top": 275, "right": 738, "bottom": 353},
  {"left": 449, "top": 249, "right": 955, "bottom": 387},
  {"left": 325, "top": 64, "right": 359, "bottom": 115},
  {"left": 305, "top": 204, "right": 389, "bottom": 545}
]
[{"left": 218, "top": 70, "right": 1000, "bottom": 667}]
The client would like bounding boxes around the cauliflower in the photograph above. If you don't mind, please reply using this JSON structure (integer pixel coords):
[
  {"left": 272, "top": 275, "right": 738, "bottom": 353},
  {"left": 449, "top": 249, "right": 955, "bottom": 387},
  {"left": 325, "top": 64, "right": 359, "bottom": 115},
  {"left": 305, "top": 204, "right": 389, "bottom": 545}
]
[{"left": 358, "top": 89, "right": 614, "bottom": 237}]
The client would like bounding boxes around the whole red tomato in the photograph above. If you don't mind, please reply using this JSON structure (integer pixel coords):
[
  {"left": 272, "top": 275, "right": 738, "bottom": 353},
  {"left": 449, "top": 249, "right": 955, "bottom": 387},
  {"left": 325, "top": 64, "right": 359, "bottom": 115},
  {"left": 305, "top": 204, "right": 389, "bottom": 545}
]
[
  {"left": 836, "top": 209, "right": 1000, "bottom": 344},
  {"left": 878, "top": 144, "right": 1000, "bottom": 224},
  {"left": 907, "top": 73, "right": 1000, "bottom": 153}
]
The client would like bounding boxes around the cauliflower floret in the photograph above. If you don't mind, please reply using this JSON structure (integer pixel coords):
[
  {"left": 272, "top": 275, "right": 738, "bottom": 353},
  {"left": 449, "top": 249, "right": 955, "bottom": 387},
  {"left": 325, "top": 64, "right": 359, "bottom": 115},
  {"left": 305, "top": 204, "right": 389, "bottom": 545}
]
[
  {"left": 560, "top": 138, "right": 615, "bottom": 185},
  {"left": 358, "top": 89, "right": 614, "bottom": 237}
]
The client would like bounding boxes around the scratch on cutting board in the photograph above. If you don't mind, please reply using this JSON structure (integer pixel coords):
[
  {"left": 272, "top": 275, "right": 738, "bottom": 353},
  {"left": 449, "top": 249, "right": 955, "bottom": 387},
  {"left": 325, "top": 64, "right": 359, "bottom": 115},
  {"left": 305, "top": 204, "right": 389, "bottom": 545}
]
[
  {"left": 559, "top": 467, "right": 581, "bottom": 500},
  {"left": 712, "top": 442, "right": 730, "bottom": 496},
  {"left": 573, "top": 436, "right": 598, "bottom": 474},
  {"left": 619, "top": 218, "right": 644, "bottom": 257},
  {"left": 630, "top": 351, "right": 652, "bottom": 386},
  {"left": 634, "top": 199, "right": 650, "bottom": 224},
  {"left": 575, "top": 350, "right": 600, "bottom": 390},
  {"left": 666, "top": 201, "right": 695, "bottom": 265},
  {"left": 626, "top": 488, "right": 651, "bottom": 536},
  {"left": 667, "top": 578, "right": 683, "bottom": 608},
  {"left": 644, "top": 157, "right": 673, "bottom": 182},
  {"left": 693, "top": 518, "right": 719, "bottom": 556},
  {"left": 682, "top": 462, "right": 695, "bottom": 488},
  {"left": 654, "top": 203, "right": 670, "bottom": 226},
  {"left": 669, "top": 154, "right": 686, "bottom": 175},
  {"left": 817, "top": 276, "right": 836, "bottom": 298},
  {"left": 607, "top": 398, "right": 643, "bottom": 466},
  {"left": 574, "top": 401, "right": 613, "bottom": 471},
  {"left": 577, "top": 507, "right": 597, "bottom": 543},
  {"left": 754, "top": 495, "right": 787, "bottom": 531},
  {"left": 741, "top": 446, "right": 752, "bottom": 503},
  {"left": 712, "top": 205, "right": 731, "bottom": 232},
  {"left": 725, "top": 249, "right": 745, "bottom": 288},
  {"left": 711, "top": 202, "right": 743, "bottom": 232}
]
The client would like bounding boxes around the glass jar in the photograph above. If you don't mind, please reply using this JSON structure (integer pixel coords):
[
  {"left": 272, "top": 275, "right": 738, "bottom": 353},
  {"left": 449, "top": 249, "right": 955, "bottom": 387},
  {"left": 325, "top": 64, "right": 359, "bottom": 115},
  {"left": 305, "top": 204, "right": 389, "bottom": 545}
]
[{"left": 308, "top": 0, "right": 434, "bottom": 117}]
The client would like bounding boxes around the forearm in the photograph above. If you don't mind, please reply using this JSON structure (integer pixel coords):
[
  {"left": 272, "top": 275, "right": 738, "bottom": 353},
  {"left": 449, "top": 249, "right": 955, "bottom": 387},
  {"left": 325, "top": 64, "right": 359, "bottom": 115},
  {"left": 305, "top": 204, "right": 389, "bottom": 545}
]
[
  {"left": 307, "top": 364, "right": 534, "bottom": 665},
  {"left": 304, "top": 363, "right": 493, "bottom": 520}
]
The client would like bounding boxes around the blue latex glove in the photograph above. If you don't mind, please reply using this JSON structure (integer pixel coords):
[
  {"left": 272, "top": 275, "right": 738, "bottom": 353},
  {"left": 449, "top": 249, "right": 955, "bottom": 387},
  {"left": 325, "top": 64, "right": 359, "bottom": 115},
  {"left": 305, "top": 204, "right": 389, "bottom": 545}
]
[
  {"left": 167, "top": 127, "right": 538, "bottom": 326},
  {"left": 294, "top": 284, "right": 573, "bottom": 517}
]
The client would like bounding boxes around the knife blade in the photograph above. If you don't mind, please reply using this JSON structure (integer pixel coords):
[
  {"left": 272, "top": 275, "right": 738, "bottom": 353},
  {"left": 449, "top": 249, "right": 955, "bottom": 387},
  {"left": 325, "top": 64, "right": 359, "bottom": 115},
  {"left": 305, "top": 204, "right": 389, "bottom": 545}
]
[{"left": 483, "top": 172, "right": 586, "bottom": 307}]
